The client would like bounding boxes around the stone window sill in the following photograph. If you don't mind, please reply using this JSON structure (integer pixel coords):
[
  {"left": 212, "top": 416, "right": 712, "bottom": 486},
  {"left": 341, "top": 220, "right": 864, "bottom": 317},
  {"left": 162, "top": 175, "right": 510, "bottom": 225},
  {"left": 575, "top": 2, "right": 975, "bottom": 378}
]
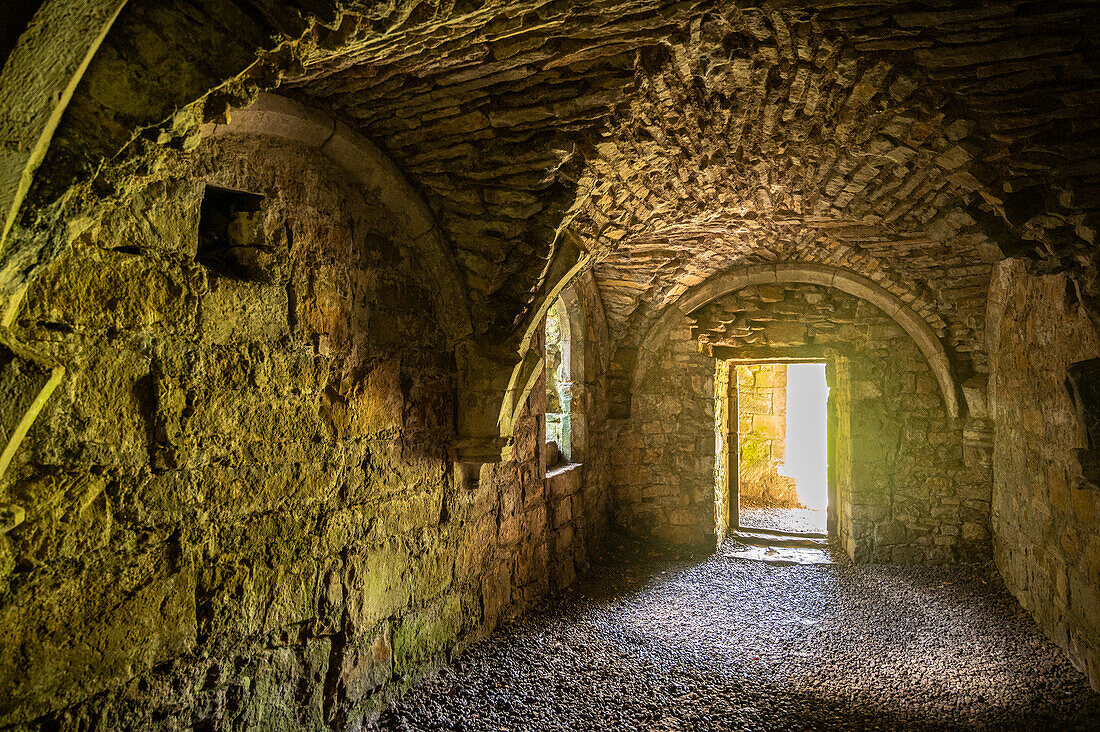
[{"left": 546, "top": 462, "right": 582, "bottom": 479}]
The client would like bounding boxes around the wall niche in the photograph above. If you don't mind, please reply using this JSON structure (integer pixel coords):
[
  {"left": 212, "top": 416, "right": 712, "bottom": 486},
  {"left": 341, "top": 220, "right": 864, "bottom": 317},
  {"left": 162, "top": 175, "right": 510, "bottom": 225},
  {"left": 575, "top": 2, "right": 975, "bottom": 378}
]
[
  {"left": 197, "top": 184, "right": 276, "bottom": 282},
  {"left": 1067, "top": 357, "right": 1100, "bottom": 487}
]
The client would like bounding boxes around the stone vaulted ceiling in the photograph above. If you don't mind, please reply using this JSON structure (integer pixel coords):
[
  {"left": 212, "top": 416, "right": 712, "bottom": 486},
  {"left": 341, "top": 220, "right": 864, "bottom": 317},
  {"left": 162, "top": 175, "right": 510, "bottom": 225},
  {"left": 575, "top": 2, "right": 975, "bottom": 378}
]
[
  {"left": 7, "top": 0, "right": 1100, "bottom": 379},
  {"left": 281, "top": 0, "right": 1100, "bottom": 378},
  {"left": 286, "top": 0, "right": 699, "bottom": 336}
]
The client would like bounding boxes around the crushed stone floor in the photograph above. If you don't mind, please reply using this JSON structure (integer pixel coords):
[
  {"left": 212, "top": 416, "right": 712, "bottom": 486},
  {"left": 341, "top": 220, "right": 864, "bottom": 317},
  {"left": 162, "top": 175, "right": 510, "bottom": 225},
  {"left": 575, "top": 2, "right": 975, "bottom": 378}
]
[
  {"left": 371, "top": 542, "right": 1100, "bottom": 732},
  {"left": 740, "top": 506, "right": 828, "bottom": 534}
]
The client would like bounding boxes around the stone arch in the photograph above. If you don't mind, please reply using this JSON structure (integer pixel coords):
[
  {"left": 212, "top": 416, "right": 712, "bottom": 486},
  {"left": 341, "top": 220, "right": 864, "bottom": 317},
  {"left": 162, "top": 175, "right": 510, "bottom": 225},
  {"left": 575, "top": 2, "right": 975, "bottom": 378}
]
[
  {"left": 631, "top": 263, "right": 960, "bottom": 419},
  {"left": 495, "top": 248, "right": 593, "bottom": 451},
  {"left": 496, "top": 267, "right": 601, "bottom": 461},
  {"left": 567, "top": 11, "right": 1010, "bottom": 373},
  {"left": 0, "top": 0, "right": 129, "bottom": 256},
  {"left": 201, "top": 93, "right": 472, "bottom": 346},
  {"left": 545, "top": 281, "right": 589, "bottom": 464}
]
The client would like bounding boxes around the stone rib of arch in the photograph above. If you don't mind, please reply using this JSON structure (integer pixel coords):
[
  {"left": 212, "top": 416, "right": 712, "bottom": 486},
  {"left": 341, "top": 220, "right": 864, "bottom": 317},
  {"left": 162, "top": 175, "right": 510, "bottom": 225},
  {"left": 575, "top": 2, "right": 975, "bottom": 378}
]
[
  {"left": 631, "top": 263, "right": 960, "bottom": 419},
  {"left": 201, "top": 93, "right": 473, "bottom": 346}
]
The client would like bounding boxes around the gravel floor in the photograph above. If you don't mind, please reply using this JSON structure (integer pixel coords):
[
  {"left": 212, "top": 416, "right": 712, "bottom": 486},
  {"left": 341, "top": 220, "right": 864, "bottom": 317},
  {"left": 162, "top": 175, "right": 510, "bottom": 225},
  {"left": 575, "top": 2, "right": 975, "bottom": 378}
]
[
  {"left": 740, "top": 507, "right": 827, "bottom": 534},
  {"left": 371, "top": 542, "right": 1100, "bottom": 731}
]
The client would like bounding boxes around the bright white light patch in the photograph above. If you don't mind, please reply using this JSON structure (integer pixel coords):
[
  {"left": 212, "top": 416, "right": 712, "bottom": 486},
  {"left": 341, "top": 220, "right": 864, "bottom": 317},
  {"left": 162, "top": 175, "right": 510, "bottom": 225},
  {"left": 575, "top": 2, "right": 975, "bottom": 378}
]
[{"left": 778, "top": 363, "right": 829, "bottom": 511}]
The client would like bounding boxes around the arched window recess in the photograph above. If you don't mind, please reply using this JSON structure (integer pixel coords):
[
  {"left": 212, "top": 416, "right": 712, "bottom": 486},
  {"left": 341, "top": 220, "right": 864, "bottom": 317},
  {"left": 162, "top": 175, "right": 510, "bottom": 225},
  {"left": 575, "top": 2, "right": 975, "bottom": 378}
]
[{"left": 545, "top": 288, "right": 586, "bottom": 472}]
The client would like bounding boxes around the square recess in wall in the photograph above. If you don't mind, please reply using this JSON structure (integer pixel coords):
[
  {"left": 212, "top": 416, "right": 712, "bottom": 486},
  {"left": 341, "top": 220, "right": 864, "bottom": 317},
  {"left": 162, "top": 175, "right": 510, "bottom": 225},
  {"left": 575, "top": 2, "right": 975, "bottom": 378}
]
[
  {"left": 1067, "top": 357, "right": 1100, "bottom": 487},
  {"left": 197, "top": 184, "right": 274, "bottom": 282}
]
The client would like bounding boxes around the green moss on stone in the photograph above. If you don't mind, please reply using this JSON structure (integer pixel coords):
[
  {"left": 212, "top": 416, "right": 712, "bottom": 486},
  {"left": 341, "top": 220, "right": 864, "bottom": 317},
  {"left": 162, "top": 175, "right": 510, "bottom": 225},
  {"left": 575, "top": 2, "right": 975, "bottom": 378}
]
[
  {"left": 739, "top": 433, "right": 767, "bottom": 469},
  {"left": 393, "top": 593, "right": 464, "bottom": 672}
]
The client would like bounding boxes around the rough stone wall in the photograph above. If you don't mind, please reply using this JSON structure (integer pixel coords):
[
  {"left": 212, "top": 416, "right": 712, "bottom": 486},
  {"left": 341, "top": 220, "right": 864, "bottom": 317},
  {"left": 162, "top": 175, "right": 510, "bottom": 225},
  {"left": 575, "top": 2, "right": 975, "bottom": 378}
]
[
  {"left": 701, "top": 284, "right": 990, "bottom": 563},
  {"left": 611, "top": 319, "right": 714, "bottom": 548},
  {"left": 736, "top": 364, "right": 797, "bottom": 507},
  {"left": 614, "top": 282, "right": 991, "bottom": 561},
  {"left": 7, "top": 1, "right": 1096, "bottom": 360},
  {"left": 576, "top": 275, "right": 614, "bottom": 556},
  {"left": 713, "top": 359, "right": 734, "bottom": 543},
  {"left": 0, "top": 134, "right": 608, "bottom": 728},
  {"left": 988, "top": 259, "right": 1100, "bottom": 691}
]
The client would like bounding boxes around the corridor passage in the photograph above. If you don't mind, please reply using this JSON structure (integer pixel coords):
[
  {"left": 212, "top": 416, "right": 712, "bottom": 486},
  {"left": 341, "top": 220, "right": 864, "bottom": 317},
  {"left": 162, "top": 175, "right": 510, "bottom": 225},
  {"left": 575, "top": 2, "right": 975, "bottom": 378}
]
[{"left": 373, "top": 546, "right": 1100, "bottom": 731}]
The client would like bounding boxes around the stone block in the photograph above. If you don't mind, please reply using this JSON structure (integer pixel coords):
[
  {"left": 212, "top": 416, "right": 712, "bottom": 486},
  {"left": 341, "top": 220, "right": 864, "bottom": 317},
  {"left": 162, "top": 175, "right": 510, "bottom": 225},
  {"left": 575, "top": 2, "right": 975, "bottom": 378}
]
[
  {"left": 321, "top": 359, "right": 405, "bottom": 440},
  {"left": 513, "top": 541, "right": 550, "bottom": 589},
  {"left": 200, "top": 280, "right": 289, "bottom": 345},
  {"left": 891, "top": 545, "right": 925, "bottom": 564},
  {"left": 0, "top": 544, "right": 196, "bottom": 723},
  {"left": 344, "top": 542, "right": 411, "bottom": 632},
  {"left": 393, "top": 593, "right": 465, "bottom": 673},
  {"left": 32, "top": 346, "right": 151, "bottom": 470},
  {"left": 240, "top": 641, "right": 332, "bottom": 730},
  {"left": 555, "top": 524, "right": 575, "bottom": 555},
  {"left": 552, "top": 557, "right": 577, "bottom": 589},
  {"left": 24, "top": 242, "right": 196, "bottom": 334},
  {"left": 962, "top": 522, "right": 987, "bottom": 541},
  {"left": 553, "top": 496, "right": 573, "bottom": 528},
  {"left": 481, "top": 563, "right": 512, "bottom": 627},
  {"left": 6, "top": 472, "right": 112, "bottom": 565},
  {"left": 756, "top": 285, "right": 785, "bottom": 302},
  {"left": 335, "top": 626, "right": 392, "bottom": 707},
  {"left": 764, "top": 321, "right": 807, "bottom": 345},
  {"left": 875, "top": 521, "right": 907, "bottom": 546},
  {"left": 752, "top": 414, "right": 785, "bottom": 439},
  {"left": 548, "top": 464, "right": 582, "bottom": 498}
]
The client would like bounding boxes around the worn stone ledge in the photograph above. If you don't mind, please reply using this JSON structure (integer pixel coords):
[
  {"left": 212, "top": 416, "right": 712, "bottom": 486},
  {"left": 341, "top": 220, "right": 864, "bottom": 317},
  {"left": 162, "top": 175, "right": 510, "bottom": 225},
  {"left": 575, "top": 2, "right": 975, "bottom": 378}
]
[{"left": 546, "top": 462, "right": 582, "bottom": 480}]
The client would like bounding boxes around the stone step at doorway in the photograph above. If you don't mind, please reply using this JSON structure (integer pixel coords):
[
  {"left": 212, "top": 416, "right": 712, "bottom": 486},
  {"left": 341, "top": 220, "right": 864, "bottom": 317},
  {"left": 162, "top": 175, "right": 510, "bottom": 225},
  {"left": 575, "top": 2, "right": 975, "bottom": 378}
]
[
  {"left": 736, "top": 525, "right": 828, "bottom": 542},
  {"left": 723, "top": 530, "right": 838, "bottom": 566},
  {"left": 732, "top": 529, "right": 828, "bottom": 549}
]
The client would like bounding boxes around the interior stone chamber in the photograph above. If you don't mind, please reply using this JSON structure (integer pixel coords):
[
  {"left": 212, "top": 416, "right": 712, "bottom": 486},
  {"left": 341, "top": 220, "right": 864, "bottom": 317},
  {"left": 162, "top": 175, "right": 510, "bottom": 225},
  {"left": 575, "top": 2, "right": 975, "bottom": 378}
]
[{"left": 0, "top": 1, "right": 1098, "bottom": 727}]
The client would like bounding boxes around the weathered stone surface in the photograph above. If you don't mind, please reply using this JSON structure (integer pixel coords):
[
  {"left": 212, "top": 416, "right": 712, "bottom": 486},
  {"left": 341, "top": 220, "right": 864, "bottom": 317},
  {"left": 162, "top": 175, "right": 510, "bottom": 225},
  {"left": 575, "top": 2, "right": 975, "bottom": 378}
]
[
  {"left": 0, "top": 130, "right": 611, "bottom": 728},
  {"left": 736, "top": 364, "right": 799, "bottom": 508},
  {"left": 0, "top": 0, "right": 1097, "bottom": 718},
  {"left": 615, "top": 282, "right": 991, "bottom": 563},
  {"left": 611, "top": 320, "right": 715, "bottom": 548},
  {"left": 7, "top": 1, "right": 1095, "bottom": 360},
  {"left": 988, "top": 259, "right": 1100, "bottom": 691}
]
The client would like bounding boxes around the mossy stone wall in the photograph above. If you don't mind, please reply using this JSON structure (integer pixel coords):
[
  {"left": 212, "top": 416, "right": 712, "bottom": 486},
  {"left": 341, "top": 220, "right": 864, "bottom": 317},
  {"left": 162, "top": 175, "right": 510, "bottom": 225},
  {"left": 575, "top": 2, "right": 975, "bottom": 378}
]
[
  {"left": 988, "top": 260, "right": 1100, "bottom": 690},
  {"left": 613, "top": 282, "right": 992, "bottom": 561},
  {"left": 0, "top": 134, "right": 608, "bottom": 728}
]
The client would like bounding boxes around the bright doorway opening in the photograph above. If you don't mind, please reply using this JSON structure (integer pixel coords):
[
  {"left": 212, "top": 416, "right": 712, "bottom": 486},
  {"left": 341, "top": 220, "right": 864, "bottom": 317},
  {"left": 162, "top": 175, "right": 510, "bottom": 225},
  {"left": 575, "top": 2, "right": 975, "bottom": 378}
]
[{"left": 734, "top": 362, "right": 829, "bottom": 535}]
